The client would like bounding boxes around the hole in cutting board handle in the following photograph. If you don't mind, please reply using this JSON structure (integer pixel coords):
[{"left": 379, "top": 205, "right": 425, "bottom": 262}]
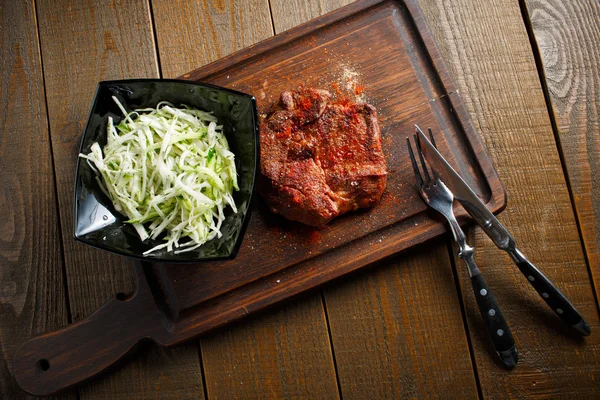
[
  {"left": 36, "top": 359, "right": 50, "bottom": 371},
  {"left": 12, "top": 270, "right": 165, "bottom": 397}
]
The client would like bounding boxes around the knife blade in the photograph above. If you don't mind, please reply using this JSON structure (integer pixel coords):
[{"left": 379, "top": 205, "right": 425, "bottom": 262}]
[
  {"left": 415, "top": 125, "right": 591, "bottom": 336},
  {"left": 415, "top": 127, "right": 513, "bottom": 250}
]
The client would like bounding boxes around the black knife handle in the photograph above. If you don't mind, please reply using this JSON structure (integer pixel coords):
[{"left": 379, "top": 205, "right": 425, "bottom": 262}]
[
  {"left": 470, "top": 272, "right": 518, "bottom": 368},
  {"left": 510, "top": 249, "right": 591, "bottom": 336}
]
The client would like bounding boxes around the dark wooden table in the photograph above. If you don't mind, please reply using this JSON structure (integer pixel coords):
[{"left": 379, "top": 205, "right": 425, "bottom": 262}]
[{"left": 2, "top": 0, "right": 599, "bottom": 398}]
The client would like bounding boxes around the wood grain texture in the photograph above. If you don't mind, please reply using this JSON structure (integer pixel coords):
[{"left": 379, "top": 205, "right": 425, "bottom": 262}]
[
  {"left": 269, "top": 0, "right": 479, "bottom": 397},
  {"left": 0, "top": 1, "right": 73, "bottom": 398},
  {"left": 269, "top": 0, "right": 351, "bottom": 33},
  {"left": 13, "top": 0, "right": 598, "bottom": 397},
  {"left": 151, "top": 0, "right": 273, "bottom": 78},
  {"left": 324, "top": 244, "right": 479, "bottom": 400},
  {"left": 13, "top": 0, "right": 500, "bottom": 395},
  {"left": 151, "top": 0, "right": 339, "bottom": 398},
  {"left": 200, "top": 295, "right": 339, "bottom": 399},
  {"left": 161, "top": 1, "right": 505, "bottom": 320},
  {"left": 419, "top": 0, "right": 600, "bottom": 397},
  {"left": 34, "top": 0, "right": 205, "bottom": 398},
  {"left": 524, "top": 0, "right": 600, "bottom": 317},
  {"left": 159, "top": 0, "right": 505, "bottom": 316}
]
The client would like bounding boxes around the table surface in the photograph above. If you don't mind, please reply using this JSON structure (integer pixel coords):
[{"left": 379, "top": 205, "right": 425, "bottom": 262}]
[{"left": 2, "top": 0, "right": 599, "bottom": 398}]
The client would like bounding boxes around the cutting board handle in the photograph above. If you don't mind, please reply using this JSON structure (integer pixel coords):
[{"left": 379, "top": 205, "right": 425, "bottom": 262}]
[{"left": 12, "top": 268, "right": 167, "bottom": 396}]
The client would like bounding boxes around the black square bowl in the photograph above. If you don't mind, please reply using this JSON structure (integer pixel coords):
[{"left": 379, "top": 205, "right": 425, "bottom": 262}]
[{"left": 74, "top": 79, "right": 259, "bottom": 262}]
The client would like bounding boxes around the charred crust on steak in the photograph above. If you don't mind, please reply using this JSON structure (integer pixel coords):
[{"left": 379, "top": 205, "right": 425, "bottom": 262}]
[{"left": 259, "top": 87, "right": 388, "bottom": 227}]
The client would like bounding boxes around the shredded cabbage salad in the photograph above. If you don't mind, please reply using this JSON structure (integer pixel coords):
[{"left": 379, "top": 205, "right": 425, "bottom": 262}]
[{"left": 80, "top": 96, "right": 238, "bottom": 255}]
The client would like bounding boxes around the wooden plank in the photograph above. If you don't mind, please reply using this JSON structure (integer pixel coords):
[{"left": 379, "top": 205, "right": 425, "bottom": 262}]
[
  {"left": 324, "top": 244, "right": 479, "bottom": 399},
  {"left": 34, "top": 0, "right": 205, "bottom": 398},
  {"left": 523, "top": 0, "right": 600, "bottom": 317},
  {"left": 151, "top": 1, "right": 339, "bottom": 398},
  {"left": 0, "top": 1, "right": 74, "bottom": 398},
  {"left": 418, "top": 0, "right": 600, "bottom": 397},
  {"left": 151, "top": 0, "right": 273, "bottom": 78},
  {"left": 200, "top": 296, "right": 339, "bottom": 399},
  {"left": 267, "top": 0, "right": 479, "bottom": 397},
  {"left": 269, "top": 0, "right": 351, "bottom": 32}
]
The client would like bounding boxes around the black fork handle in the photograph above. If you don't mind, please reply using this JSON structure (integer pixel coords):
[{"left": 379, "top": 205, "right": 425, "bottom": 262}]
[{"left": 469, "top": 270, "right": 518, "bottom": 368}]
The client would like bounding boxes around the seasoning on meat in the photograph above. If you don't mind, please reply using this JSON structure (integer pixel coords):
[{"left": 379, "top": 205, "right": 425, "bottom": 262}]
[{"left": 259, "top": 87, "right": 388, "bottom": 227}]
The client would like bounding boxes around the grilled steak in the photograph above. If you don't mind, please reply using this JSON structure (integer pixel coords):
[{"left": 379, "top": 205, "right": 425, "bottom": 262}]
[{"left": 259, "top": 87, "right": 387, "bottom": 227}]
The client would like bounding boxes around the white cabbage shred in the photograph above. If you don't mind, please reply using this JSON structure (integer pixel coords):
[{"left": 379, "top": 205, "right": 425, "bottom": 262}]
[{"left": 80, "top": 96, "right": 238, "bottom": 255}]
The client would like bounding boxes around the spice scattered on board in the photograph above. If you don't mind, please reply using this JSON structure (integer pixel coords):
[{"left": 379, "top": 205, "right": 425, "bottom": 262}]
[
  {"left": 335, "top": 65, "right": 367, "bottom": 103},
  {"left": 308, "top": 230, "right": 323, "bottom": 245}
]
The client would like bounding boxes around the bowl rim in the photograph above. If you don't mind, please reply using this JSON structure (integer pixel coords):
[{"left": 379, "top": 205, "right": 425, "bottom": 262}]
[{"left": 73, "top": 78, "right": 260, "bottom": 263}]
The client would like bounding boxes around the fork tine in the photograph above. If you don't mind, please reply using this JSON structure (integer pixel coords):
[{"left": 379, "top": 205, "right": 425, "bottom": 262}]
[
  {"left": 427, "top": 128, "right": 438, "bottom": 149},
  {"left": 406, "top": 137, "right": 423, "bottom": 187},
  {"left": 414, "top": 133, "right": 431, "bottom": 183}
]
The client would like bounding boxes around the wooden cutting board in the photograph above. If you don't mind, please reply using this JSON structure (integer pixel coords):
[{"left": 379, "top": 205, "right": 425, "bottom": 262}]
[{"left": 13, "top": 0, "right": 505, "bottom": 395}]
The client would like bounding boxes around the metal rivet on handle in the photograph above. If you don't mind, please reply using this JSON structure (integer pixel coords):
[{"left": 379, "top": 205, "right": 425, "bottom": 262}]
[
  {"left": 488, "top": 309, "right": 496, "bottom": 316},
  {"left": 528, "top": 275, "right": 535, "bottom": 282},
  {"left": 497, "top": 329, "right": 504, "bottom": 337},
  {"left": 557, "top": 308, "right": 563, "bottom": 314},
  {"left": 480, "top": 289, "right": 487, "bottom": 296},
  {"left": 542, "top": 292, "right": 549, "bottom": 299}
]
